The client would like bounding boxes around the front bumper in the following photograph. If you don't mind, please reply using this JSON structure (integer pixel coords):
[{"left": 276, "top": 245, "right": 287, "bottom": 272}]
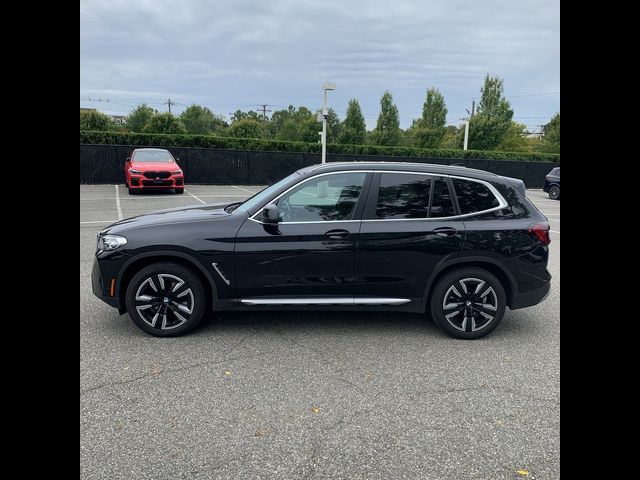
[
  {"left": 91, "top": 257, "right": 122, "bottom": 308},
  {"left": 129, "top": 175, "right": 183, "bottom": 189}
]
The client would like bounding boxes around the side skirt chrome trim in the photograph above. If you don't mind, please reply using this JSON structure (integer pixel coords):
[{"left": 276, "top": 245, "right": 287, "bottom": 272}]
[
  {"left": 239, "top": 297, "right": 411, "bottom": 306},
  {"left": 212, "top": 262, "right": 231, "bottom": 286}
]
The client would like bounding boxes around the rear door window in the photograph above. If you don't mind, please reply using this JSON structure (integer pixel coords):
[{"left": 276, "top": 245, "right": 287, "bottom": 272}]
[
  {"left": 451, "top": 178, "right": 500, "bottom": 214},
  {"left": 375, "top": 173, "right": 431, "bottom": 219}
]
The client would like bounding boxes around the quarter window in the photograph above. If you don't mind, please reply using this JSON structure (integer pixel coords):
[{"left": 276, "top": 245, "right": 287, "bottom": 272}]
[
  {"left": 452, "top": 178, "right": 500, "bottom": 214},
  {"left": 276, "top": 172, "right": 366, "bottom": 222},
  {"left": 376, "top": 173, "right": 431, "bottom": 219}
]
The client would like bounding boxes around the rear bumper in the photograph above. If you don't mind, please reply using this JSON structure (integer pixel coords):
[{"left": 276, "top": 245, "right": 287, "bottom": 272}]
[
  {"left": 91, "top": 257, "right": 121, "bottom": 308},
  {"left": 510, "top": 281, "right": 550, "bottom": 310}
]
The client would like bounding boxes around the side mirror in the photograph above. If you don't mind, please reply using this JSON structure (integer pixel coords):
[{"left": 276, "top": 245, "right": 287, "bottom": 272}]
[
  {"left": 125, "top": 157, "right": 130, "bottom": 163},
  {"left": 261, "top": 204, "right": 279, "bottom": 224},
  {"left": 175, "top": 157, "right": 180, "bottom": 163}
]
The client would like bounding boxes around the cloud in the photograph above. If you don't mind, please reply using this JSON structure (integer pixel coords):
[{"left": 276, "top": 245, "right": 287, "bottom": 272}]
[{"left": 80, "top": 0, "right": 559, "bottom": 128}]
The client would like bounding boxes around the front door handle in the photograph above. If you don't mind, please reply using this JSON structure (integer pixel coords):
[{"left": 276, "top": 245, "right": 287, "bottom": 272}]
[
  {"left": 433, "top": 226, "right": 458, "bottom": 237},
  {"left": 325, "top": 229, "right": 351, "bottom": 239}
]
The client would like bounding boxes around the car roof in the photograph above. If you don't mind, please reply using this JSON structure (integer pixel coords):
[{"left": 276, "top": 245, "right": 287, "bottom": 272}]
[
  {"left": 132, "top": 148, "right": 170, "bottom": 152},
  {"left": 299, "top": 161, "right": 502, "bottom": 182}
]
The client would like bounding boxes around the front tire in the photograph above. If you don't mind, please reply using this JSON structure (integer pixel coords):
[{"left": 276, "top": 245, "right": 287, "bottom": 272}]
[
  {"left": 174, "top": 188, "right": 184, "bottom": 194},
  {"left": 125, "top": 263, "right": 207, "bottom": 337},
  {"left": 430, "top": 267, "right": 506, "bottom": 339},
  {"left": 548, "top": 185, "right": 560, "bottom": 200}
]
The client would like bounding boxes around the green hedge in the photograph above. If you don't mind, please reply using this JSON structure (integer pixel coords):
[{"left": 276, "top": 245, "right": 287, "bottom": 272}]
[{"left": 80, "top": 131, "right": 560, "bottom": 163}]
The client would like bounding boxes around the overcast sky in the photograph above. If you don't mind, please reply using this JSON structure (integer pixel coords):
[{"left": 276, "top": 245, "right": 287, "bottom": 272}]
[{"left": 80, "top": 0, "right": 559, "bottom": 130}]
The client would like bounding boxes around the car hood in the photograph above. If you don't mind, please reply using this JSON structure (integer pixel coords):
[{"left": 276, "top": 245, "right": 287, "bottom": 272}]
[
  {"left": 130, "top": 161, "right": 180, "bottom": 171},
  {"left": 102, "top": 202, "right": 236, "bottom": 233}
]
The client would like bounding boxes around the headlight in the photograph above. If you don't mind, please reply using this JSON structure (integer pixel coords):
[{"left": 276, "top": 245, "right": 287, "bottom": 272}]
[
  {"left": 97, "top": 234, "right": 127, "bottom": 251},
  {"left": 129, "top": 168, "right": 142, "bottom": 175},
  {"left": 171, "top": 169, "right": 182, "bottom": 175}
]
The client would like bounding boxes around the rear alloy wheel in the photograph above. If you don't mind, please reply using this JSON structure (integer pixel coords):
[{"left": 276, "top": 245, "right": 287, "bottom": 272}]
[
  {"left": 125, "top": 263, "right": 206, "bottom": 337},
  {"left": 548, "top": 185, "right": 560, "bottom": 200},
  {"left": 430, "top": 268, "right": 506, "bottom": 339}
]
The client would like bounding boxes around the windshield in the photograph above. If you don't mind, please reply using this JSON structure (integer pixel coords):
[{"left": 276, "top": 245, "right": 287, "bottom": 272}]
[
  {"left": 235, "top": 172, "right": 301, "bottom": 214},
  {"left": 132, "top": 150, "right": 174, "bottom": 162}
]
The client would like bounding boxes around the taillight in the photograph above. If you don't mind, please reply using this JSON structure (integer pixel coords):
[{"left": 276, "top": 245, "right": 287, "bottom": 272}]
[
  {"left": 527, "top": 222, "right": 551, "bottom": 245},
  {"left": 545, "top": 175, "right": 550, "bottom": 180}
]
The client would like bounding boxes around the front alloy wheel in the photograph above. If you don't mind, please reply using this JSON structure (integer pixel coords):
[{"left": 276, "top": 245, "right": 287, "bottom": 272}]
[
  {"left": 430, "top": 268, "right": 506, "bottom": 339},
  {"left": 548, "top": 185, "right": 560, "bottom": 200},
  {"left": 126, "top": 263, "right": 206, "bottom": 336}
]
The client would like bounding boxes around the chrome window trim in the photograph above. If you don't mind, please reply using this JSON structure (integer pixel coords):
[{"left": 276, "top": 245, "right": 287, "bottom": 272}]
[{"left": 248, "top": 169, "right": 508, "bottom": 225}]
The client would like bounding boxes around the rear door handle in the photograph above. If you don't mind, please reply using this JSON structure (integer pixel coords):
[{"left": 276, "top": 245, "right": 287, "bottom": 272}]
[
  {"left": 325, "top": 229, "right": 351, "bottom": 239},
  {"left": 433, "top": 226, "right": 458, "bottom": 237}
]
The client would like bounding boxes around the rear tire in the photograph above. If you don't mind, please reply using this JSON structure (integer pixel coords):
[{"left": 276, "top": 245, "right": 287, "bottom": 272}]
[
  {"left": 128, "top": 187, "right": 135, "bottom": 195},
  {"left": 430, "top": 267, "right": 506, "bottom": 339},
  {"left": 175, "top": 188, "right": 184, "bottom": 194},
  {"left": 125, "top": 262, "right": 207, "bottom": 337},
  {"left": 548, "top": 185, "right": 560, "bottom": 200}
]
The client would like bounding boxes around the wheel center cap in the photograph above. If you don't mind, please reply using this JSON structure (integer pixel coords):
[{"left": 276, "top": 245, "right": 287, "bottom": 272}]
[
  {"left": 466, "top": 301, "right": 472, "bottom": 306},
  {"left": 163, "top": 297, "right": 169, "bottom": 304}
]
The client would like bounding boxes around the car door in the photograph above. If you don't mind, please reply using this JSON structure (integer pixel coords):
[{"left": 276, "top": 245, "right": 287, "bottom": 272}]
[
  {"left": 234, "top": 171, "right": 372, "bottom": 302},
  {"left": 354, "top": 172, "right": 465, "bottom": 305}
]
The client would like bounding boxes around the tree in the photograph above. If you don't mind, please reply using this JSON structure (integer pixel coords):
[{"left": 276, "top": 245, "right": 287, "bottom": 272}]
[
  {"left": 230, "top": 109, "right": 262, "bottom": 123},
  {"left": 142, "top": 113, "right": 187, "bottom": 134},
  {"left": 268, "top": 105, "right": 319, "bottom": 142},
  {"left": 467, "top": 75, "right": 514, "bottom": 150},
  {"left": 440, "top": 125, "right": 462, "bottom": 149},
  {"left": 496, "top": 122, "right": 534, "bottom": 152},
  {"left": 338, "top": 99, "right": 366, "bottom": 145},
  {"left": 180, "top": 104, "right": 227, "bottom": 134},
  {"left": 228, "top": 118, "right": 264, "bottom": 138},
  {"left": 536, "top": 112, "right": 560, "bottom": 153},
  {"left": 370, "top": 91, "right": 401, "bottom": 146},
  {"left": 324, "top": 108, "right": 341, "bottom": 144},
  {"left": 410, "top": 88, "right": 448, "bottom": 148},
  {"left": 80, "top": 110, "right": 112, "bottom": 131},
  {"left": 126, "top": 104, "right": 157, "bottom": 132}
]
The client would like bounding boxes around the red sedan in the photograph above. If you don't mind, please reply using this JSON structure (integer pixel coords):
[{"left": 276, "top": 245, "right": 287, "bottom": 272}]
[{"left": 124, "top": 148, "right": 184, "bottom": 194}]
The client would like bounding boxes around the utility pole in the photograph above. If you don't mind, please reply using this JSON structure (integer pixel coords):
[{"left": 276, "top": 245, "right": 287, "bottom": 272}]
[
  {"left": 257, "top": 104, "right": 272, "bottom": 119},
  {"left": 463, "top": 120, "right": 469, "bottom": 150},
  {"left": 461, "top": 99, "right": 475, "bottom": 151},
  {"left": 165, "top": 98, "right": 175, "bottom": 114}
]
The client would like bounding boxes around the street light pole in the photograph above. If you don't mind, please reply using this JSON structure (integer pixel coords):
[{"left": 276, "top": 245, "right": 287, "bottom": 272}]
[{"left": 321, "top": 82, "right": 336, "bottom": 164}]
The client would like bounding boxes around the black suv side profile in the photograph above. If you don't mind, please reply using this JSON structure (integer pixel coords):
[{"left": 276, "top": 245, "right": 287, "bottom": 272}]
[
  {"left": 92, "top": 162, "right": 551, "bottom": 339},
  {"left": 543, "top": 167, "right": 560, "bottom": 200}
]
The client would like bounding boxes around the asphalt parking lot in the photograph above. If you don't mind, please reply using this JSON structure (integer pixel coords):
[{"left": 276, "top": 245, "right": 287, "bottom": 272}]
[{"left": 80, "top": 184, "right": 560, "bottom": 480}]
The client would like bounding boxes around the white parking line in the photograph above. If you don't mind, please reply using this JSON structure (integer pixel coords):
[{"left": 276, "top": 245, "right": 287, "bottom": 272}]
[
  {"left": 551, "top": 230, "right": 560, "bottom": 234},
  {"left": 232, "top": 185, "right": 257, "bottom": 194},
  {"left": 184, "top": 189, "right": 207, "bottom": 204},
  {"left": 114, "top": 185, "right": 123, "bottom": 220}
]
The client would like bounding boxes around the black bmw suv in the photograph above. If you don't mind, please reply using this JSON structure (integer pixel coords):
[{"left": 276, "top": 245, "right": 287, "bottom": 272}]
[{"left": 92, "top": 162, "right": 551, "bottom": 339}]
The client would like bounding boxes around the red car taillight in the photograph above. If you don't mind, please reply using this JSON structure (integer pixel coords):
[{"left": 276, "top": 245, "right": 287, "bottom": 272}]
[{"left": 527, "top": 222, "right": 551, "bottom": 246}]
